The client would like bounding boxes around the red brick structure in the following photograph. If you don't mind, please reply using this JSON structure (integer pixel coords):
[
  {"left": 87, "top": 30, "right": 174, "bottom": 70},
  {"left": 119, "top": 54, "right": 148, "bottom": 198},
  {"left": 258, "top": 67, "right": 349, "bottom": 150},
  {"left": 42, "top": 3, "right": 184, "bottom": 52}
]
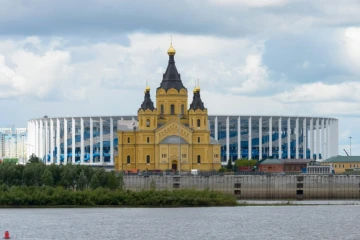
[
  {"left": 283, "top": 159, "right": 311, "bottom": 172},
  {"left": 257, "top": 159, "right": 284, "bottom": 172}
]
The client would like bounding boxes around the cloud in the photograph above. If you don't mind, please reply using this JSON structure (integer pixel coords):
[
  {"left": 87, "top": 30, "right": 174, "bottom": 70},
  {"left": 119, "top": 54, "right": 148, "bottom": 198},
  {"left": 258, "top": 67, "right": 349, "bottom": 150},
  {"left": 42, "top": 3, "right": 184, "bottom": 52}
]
[
  {"left": 275, "top": 82, "right": 360, "bottom": 104},
  {"left": 209, "top": 0, "right": 291, "bottom": 7}
]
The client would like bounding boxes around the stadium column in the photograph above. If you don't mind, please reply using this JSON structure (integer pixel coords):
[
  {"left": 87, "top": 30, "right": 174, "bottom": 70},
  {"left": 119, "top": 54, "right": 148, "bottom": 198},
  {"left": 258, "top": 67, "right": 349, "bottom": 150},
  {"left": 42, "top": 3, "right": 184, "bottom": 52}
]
[
  {"left": 35, "top": 120, "right": 39, "bottom": 157},
  {"left": 310, "top": 118, "right": 314, "bottom": 160},
  {"left": 332, "top": 119, "right": 338, "bottom": 156},
  {"left": 100, "top": 117, "right": 104, "bottom": 164},
  {"left": 40, "top": 119, "right": 43, "bottom": 161},
  {"left": 56, "top": 118, "right": 60, "bottom": 165},
  {"left": 90, "top": 118, "right": 93, "bottom": 163},
  {"left": 259, "top": 117, "right": 262, "bottom": 160},
  {"left": 287, "top": 117, "right": 290, "bottom": 159},
  {"left": 215, "top": 117, "right": 218, "bottom": 141},
  {"left": 110, "top": 117, "right": 114, "bottom": 164},
  {"left": 80, "top": 118, "right": 84, "bottom": 164},
  {"left": 269, "top": 117, "right": 273, "bottom": 157},
  {"left": 50, "top": 119, "right": 54, "bottom": 163},
  {"left": 64, "top": 118, "right": 67, "bottom": 164},
  {"left": 72, "top": 118, "right": 75, "bottom": 164},
  {"left": 237, "top": 117, "right": 241, "bottom": 159},
  {"left": 226, "top": 116, "right": 230, "bottom": 162},
  {"left": 327, "top": 119, "right": 331, "bottom": 158},
  {"left": 248, "top": 116, "right": 252, "bottom": 160},
  {"left": 45, "top": 119, "right": 48, "bottom": 164},
  {"left": 336, "top": 120, "right": 339, "bottom": 156},
  {"left": 302, "top": 118, "right": 306, "bottom": 159},
  {"left": 322, "top": 119, "right": 325, "bottom": 160},
  {"left": 295, "top": 118, "right": 299, "bottom": 159},
  {"left": 316, "top": 119, "right": 320, "bottom": 160},
  {"left": 278, "top": 117, "right": 282, "bottom": 159}
]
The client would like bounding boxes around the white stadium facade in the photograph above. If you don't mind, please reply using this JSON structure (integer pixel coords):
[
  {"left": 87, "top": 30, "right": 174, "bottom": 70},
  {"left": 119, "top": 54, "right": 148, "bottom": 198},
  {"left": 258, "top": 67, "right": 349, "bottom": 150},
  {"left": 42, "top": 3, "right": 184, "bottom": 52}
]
[{"left": 27, "top": 115, "right": 338, "bottom": 166}]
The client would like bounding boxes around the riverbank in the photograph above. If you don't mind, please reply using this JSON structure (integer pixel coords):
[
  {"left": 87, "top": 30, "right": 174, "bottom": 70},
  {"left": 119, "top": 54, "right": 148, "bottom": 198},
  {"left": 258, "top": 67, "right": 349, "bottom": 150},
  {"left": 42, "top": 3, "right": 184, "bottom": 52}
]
[{"left": 0, "top": 186, "right": 237, "bottom": 207}]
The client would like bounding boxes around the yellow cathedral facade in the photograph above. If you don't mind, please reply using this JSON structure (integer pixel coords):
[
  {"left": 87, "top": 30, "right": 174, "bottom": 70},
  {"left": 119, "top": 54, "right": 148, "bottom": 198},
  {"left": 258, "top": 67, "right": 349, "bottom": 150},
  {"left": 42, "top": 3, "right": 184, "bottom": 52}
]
[{"left": 115, "top": 43, "right": 221, "bottom": 172}]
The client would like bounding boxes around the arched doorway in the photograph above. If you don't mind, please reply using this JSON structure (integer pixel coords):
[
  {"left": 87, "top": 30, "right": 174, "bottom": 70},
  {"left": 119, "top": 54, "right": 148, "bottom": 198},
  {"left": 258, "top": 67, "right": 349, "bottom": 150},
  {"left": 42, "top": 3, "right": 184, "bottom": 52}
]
[{"left": 171, "top": 160, "right": 178, "bottom": 171}]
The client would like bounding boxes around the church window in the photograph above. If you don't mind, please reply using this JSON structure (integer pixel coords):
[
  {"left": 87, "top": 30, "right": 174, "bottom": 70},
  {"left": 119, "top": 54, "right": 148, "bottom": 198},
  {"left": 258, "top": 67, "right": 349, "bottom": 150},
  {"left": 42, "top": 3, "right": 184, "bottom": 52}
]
[
  {"left": 146, "top": 119, "right": 150, "bottom": 127},
  {"left": 127, "top": 155, "right": 131, "bottom": 164},
  {"left": 197, "top": 155, "right": 201, "bottom": 164},
  {"left": 214, "top": 154, "right": 219, "bottom": 158},
  {"left": 197, "top": 119, "right": 201, "bottom": 127},
  {"left": 198, "top": 137, "right": 200, "bottom": 143},
  {"left": 147, "top": 137, "right": 150, "bottom": 143},
  {"left": 161, "top": 105, "right": 164, "bottom": 115},
  {"left": 181, "top": 104, "right": 184, "bottom": 114},
  {"left": 127, "top": 137, "right": 130, "bottom": 143},
  {"left": 182, "top": 154, "right": 186, "bottom": 158},
  {"left": 204, "top": 119, "right": 206, "bottom": 126},
  {"left": 170, "top": 104, "right": 175, "bottom": 115},
  {"left": 146, "top": 155, "right": 150, "bottom": 164}
]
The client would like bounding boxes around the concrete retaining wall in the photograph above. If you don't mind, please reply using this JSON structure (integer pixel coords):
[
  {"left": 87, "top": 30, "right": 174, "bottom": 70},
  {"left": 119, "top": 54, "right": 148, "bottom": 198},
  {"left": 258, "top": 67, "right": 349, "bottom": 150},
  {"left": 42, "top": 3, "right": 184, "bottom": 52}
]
[{"left": 123, "top": 175, "right": 360, "bottom": 200}]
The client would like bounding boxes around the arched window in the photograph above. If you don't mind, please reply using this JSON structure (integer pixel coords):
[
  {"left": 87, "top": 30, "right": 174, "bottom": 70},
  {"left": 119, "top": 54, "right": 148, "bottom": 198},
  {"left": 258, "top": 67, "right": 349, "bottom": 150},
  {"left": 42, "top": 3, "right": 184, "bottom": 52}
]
[
  {"left": 170, "top": 104, "right": 175, "bottom": 115},
  {"left": 127, "top": 155, "right": 131, "bottom": 164},
  {"left": 146, "top": 155, "right": 150, "bottom": 164},
  {"left": 181, "top": 104, "right": 184, "bottom": 114},
  {"left": 197, "top": 155, "right": 201, "bottom": 164},
  {"left": 147, "top": 137, "right": 150, "bottom": 143},
  {"left": 198, "top": 137, "right": 200, "bottom": 143},
  {"left": 127, "top": 137, "right": 130, "bottom": 143},
  {"left": 146, "top": 119, "right": 150, "bottom": 127},
  {"left": 161, "top": 105, "right": 164, "bottom": 115},
  {"left": 197, "top": 119, "right": 200, "bottom": 127},
  {"left": 204, "top": 119, "right": 206, "bottom": 126}
]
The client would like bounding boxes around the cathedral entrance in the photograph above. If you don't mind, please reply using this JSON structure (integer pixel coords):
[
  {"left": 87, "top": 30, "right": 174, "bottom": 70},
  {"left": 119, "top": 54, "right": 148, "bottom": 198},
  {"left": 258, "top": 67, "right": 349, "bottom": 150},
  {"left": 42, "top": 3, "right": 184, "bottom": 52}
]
[{"left": 171, "top": 160, "right": 178, "bottom": 171}]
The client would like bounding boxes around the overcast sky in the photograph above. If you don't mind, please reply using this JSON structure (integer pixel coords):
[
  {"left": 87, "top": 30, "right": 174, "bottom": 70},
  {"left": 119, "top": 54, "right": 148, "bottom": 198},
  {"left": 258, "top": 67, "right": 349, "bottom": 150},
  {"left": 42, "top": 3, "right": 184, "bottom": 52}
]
[{"left": 0, "top": 0, "right": 359, "bottom": 154}]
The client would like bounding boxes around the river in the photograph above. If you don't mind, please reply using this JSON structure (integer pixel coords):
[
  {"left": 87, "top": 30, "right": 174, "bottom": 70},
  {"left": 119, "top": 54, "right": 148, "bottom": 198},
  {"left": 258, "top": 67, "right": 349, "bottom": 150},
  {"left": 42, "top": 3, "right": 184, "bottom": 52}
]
[{"left": 0, "top": 205, "right": 359, "bottom": 240}]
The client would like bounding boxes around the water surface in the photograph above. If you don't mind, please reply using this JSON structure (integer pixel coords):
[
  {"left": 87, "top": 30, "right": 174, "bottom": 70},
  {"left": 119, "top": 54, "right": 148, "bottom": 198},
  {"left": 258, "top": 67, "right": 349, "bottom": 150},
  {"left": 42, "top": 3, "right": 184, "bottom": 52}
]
[{"left": 0, "top": 206, "right": 359, "bottom": 240}]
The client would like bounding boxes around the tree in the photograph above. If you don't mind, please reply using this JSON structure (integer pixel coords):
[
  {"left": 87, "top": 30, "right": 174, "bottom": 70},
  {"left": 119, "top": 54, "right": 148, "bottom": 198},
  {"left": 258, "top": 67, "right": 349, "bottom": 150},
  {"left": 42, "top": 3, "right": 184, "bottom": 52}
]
[
  {"left": 77, "top": 170, "right": 88, "bottom": 191},
  {"left": 226, "top": 159, "right": 232, "bottom": 171},
  {"left": 42, "top": 168, "right": 54, "bottom": 186},
  {"left": 89, "top": 173, "right": 100, "bottom": 190},
  {"left": 28, "top": 154, "right": 42, "bottom": 164}
]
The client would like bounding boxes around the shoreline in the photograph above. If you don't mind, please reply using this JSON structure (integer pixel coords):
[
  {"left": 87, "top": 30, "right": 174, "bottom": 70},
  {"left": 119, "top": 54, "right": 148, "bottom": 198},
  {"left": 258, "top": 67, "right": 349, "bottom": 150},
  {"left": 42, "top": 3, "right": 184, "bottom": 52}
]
[{"left": 1, "top": 200, "right": 360, "bottom": 208}]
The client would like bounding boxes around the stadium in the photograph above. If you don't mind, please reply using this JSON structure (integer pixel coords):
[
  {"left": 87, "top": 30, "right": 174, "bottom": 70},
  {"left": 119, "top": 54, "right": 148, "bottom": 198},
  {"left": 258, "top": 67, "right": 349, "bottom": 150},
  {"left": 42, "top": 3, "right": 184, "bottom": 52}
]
[
  {"left": 27, "top": 43, "right": 338, "bottom": 167},
  {"left": 27, "top": 115, "right": 338, "bottom": 166}
]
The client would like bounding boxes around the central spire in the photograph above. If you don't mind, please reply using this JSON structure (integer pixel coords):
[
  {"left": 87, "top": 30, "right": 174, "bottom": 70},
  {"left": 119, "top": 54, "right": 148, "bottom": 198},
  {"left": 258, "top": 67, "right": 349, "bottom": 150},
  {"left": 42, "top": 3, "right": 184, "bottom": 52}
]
[{"left": 157, "top": 42, "right": 186, "bottom": 92}]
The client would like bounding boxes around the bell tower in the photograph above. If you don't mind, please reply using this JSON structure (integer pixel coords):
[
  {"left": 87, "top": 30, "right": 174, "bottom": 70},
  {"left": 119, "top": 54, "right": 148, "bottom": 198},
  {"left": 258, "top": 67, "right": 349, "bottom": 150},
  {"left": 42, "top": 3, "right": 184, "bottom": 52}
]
[
  {"left": 138, "top": 84, "right": 157, "bottom": 131},
  {"left": 188, "top": 81, "right": 208, "bottom": 130},
  {"left": 156, "top": 43, "right": 188, "bottom": 124}
]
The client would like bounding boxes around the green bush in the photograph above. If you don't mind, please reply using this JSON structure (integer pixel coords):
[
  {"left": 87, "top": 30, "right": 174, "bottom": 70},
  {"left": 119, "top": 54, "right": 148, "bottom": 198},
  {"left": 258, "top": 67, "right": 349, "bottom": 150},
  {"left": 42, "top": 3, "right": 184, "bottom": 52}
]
[{"left": 0, "top": 187, "right": 237, "bottom": 207}]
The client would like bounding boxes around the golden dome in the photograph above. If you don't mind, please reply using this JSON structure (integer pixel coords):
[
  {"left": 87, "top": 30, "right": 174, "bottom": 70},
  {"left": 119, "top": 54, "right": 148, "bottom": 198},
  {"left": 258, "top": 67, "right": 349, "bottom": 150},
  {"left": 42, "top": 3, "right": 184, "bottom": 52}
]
[
  {"left": 167, "top": 44, "right": 176, "bottom": 56},
  {"left": 195, "top": 86, "right": 200, "bottom": 92}
]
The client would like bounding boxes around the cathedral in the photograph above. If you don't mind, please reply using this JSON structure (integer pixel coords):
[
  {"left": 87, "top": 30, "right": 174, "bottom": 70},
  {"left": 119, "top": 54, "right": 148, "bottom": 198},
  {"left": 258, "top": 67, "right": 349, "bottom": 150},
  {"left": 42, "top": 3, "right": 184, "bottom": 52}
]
[{"left": 115, "top": 43, "right": 221, "bottom": 172}]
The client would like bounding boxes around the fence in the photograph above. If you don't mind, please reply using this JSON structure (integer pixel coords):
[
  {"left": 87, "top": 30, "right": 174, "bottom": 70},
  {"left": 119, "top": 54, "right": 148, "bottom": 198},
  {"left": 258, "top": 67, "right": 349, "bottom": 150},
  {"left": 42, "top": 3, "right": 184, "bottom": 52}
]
[{"left": 123, "top": 175, "right": 360, "bottom": 200}]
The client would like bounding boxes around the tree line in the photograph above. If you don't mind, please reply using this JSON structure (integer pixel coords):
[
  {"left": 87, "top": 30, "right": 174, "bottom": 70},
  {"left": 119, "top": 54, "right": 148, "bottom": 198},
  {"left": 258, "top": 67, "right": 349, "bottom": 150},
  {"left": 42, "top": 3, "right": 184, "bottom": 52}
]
[
  {"left": 0, "top": 154, "right": 122, "bottom": 190},
  {"left": 0, "top": 187, "right": 237, "bottom": 207}
]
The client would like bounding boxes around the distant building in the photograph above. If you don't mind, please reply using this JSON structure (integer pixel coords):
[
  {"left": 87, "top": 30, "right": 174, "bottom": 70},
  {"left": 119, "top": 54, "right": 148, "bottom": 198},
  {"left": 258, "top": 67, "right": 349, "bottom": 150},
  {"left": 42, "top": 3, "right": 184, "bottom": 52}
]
[
  {"left": 0, "top": 126, "right": 27, "bottom": 159},
  {"left": 283, "top": 159, "right": 311, "bottom": 172},
  {"left": 257, "top": 158, "right": 284, "bottom": 172},
  {"left": 306, "top": 161, "right": 333, "bottom": 174},
  {"left": 321, "top": 156, "right": 360, "bottom": 174}
]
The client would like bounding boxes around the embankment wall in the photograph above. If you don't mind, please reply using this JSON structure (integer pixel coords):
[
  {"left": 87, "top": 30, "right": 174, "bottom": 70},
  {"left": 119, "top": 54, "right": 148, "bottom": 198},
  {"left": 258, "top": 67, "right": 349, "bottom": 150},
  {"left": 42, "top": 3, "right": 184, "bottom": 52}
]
[{"left": 123, "top": 175, "right": 360, "bottom": 200}]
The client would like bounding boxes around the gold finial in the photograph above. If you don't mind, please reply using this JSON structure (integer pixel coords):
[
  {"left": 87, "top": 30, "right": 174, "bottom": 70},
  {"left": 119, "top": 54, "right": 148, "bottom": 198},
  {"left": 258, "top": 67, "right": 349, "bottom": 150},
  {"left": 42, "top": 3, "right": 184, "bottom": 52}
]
[
  {"left": 195, "top": 79, "right": 200, "bottom": 91},
  {"left": 145, "top": 79, "right": 150, "bottom": 93},
  {"left": 167, "top": 35, "right": 176, "bottom": 56}
]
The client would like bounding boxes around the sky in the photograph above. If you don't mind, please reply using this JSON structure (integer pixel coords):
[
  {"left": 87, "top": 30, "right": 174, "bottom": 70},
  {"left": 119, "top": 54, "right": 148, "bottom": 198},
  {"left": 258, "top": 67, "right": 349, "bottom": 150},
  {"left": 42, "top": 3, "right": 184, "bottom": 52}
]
[{"left": 0, "top": 0, "right": 359, "bottom": 155}]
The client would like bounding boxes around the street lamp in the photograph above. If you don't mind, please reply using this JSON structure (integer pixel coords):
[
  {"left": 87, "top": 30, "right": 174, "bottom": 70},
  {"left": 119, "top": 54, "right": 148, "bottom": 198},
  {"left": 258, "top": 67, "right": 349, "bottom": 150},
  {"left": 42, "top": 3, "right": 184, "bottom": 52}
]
[{"left": 349, "top": 137, "right": 352, "bottom": 156}]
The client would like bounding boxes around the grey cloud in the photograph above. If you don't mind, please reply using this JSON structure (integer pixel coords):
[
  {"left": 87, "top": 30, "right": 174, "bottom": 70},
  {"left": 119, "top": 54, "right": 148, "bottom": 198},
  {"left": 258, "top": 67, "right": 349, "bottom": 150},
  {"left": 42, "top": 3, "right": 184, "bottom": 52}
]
[{"left": 1, "top": 0, "right": 359, "bottom": 38}]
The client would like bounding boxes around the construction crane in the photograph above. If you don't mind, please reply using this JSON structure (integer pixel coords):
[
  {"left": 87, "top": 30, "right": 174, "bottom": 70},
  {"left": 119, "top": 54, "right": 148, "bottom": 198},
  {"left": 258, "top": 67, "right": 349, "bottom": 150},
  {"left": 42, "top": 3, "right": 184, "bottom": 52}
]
[{"left": 343, "top": 149, "right": 349, "bottom": 156}]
